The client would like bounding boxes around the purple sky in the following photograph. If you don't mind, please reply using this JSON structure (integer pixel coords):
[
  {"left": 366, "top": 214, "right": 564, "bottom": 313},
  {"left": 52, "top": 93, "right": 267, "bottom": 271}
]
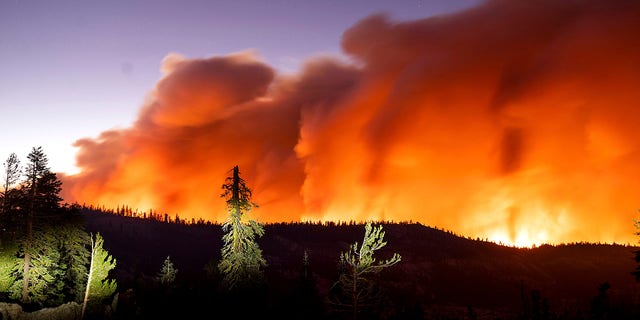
[{"left": 0, "top": 0, "right": 480, "bottom": 174}]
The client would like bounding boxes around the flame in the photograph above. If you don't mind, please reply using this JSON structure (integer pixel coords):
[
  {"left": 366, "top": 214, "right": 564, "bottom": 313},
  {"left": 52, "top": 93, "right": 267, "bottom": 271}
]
[{"left": 61, "top": 0, "right": 640, "bottom": 247}]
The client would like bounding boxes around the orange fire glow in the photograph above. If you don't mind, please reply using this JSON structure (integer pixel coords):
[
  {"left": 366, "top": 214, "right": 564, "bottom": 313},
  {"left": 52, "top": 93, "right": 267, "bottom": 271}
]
[{"left": 61, "top": 0, "right": 640, "bottom": 247}]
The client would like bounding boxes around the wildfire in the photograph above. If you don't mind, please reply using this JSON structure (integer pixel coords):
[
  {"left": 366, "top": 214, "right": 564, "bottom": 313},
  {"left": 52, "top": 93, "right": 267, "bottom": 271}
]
[{"left": 61, "top": 0, "right": 640, "bottom": 247}]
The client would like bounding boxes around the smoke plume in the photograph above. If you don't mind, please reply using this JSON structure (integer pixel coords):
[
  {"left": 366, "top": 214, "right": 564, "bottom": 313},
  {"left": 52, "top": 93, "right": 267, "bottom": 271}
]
[{"left": 62, "top": 0, "right": 640, "bottom": 246}]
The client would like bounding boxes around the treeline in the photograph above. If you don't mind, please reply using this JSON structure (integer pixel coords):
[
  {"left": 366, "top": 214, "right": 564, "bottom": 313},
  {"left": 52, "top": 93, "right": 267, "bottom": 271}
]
[
  {"left": 81, "top": 203, "right": 214, "bottom": 226},
  {"left": 83, "top": 203, "right": 638, "bottom": 250},
  {"left": 82, "top": 202, "right": 426, "bottom": 228}
]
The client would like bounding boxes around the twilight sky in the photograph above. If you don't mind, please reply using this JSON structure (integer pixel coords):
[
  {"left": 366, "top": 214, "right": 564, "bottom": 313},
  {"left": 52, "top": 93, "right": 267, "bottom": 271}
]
[
  {"left": 0, "top": 0, "right": 479, "bottom": 174},
  {"left": 3, "top": 0, "right": 639, "bottom": 247}
]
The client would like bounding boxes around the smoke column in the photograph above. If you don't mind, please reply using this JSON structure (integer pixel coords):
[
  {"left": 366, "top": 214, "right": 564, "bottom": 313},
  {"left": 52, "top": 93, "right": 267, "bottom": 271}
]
[{"left": 62, "top": 0, "right": 640, "bottom": 246}]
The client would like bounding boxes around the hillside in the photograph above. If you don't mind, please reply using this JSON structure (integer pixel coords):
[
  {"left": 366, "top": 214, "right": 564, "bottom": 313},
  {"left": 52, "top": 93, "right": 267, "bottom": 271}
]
[{"left": 81, "top": 209, "right": 640, "bottom": 319}]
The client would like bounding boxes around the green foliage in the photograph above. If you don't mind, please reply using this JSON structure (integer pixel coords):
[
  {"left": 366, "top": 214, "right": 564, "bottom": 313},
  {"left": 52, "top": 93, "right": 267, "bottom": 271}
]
[
  {"left": 58, "top": 222, "right": 91, "bottom": 303},
  {"left": 217, "top": 166, "right": 266, "bottom": 291},
  {"left": 341, "top": 223, "right": 401, "bottom": 274},
  {"left": 218, "top": 215, "right": 266, "bottom": 290},
  {"left": 7, "top": 223, "right": 89, "bottom": 306},
  {"left": 15, "top": 146, "right": 57, "bottom": 304},
  {"left": 0, "top": 240, "right": 18, "bottom": 297},
  {"left": 330, "top": 222, "right": 401, "bottom": 320},
  {"left": 86, "top": 233, "right": 117, "bottom": 305},
  {"left": 157, "top": 255, "right": 178, "bottom": 286},
  {"left": 82, "top": 232, "right": 117, "bottom": 319},
  {"left": 10, "top": 228, "right": 65, "bottom": 305},
  {"left": 5, "top": 148, "right": 90, "bottom": 306},
  {"left": 0, "top": 149, "right": 92, "bottom": 309},
  {"left": 220, "top": 165, "right": 258, "bottom": 215}
]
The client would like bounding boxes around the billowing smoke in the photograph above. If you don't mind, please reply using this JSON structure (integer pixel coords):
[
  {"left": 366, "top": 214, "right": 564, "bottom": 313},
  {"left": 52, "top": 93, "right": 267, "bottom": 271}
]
[{"left": 62, "top": 0, "right": 640, "bottom": 246}]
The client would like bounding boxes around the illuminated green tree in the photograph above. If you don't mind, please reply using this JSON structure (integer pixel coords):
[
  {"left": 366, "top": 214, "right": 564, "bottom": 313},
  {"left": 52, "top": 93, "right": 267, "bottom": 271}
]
[
  {"left": 329, "top": 222, "right": 401, "bottom": 320},
  {"left": 9, "top": 214, "right": 89, "bottom": 306},
  {"left": 82, "top": 232, "right": 117, "bottom": 319},
  {"left": 0, "top": 153, "right": 21, "bottom": 297},
  {"left": 0, "top": 241, "right": 18, "bottom": 299},
  {"left": 217, "top": 165, "right": 266, "bottom": 291},
  {"left": 2, "top": 149, "right": 90, "bottom": 306},
  {"left": 12, "top": 146, "right": 64, "bottom": 304},
  {"left": 59, "top": 217, "right": 91, "bottom": 303},
  {"left": 157, "top": 255, "right": 178, "bottom": 286}
]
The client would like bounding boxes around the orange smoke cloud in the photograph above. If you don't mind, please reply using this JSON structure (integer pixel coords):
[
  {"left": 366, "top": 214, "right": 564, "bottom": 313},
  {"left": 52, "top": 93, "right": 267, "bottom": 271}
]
[{"left": 62, "top": 0, "right": 640, "bottom": 247}]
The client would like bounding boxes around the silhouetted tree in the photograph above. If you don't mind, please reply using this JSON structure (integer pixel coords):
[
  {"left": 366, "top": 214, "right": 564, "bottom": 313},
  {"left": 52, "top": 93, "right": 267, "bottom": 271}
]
[
  {"left": 520, "top": 281, "right": 530, "bottom": 320},
  {"left": 590, "top": 282, "right": 610, "bottom": 320},
  {"left": 531, "top": 289, "right": 541, "bottom": 320},
  {"left": 633, "top": 213, "right": 640, "bottom": 281},
  {"left": 1, "top": 152, "right": 21, "bottom": 216},
  {"left": 217, "top": 165, "right": 266, "bottom": 291},
  {"left": 467, "top": 305, "right": 478, "bottom": 320},
  {"left": 329, "top": 222, "right": 401, "bottom": 320},
  {"left": 289, "top": 249, "right": 324, "bottom": 320}
]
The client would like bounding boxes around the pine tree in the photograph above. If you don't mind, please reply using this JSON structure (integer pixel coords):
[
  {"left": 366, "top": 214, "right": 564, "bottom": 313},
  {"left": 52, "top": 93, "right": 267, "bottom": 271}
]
[
  {"left": 291, "top": 249, "right": 325, "bottom": 319},
  {"left": 28, "top": 229, "right": 65, "bottom": 304},
  {"left": 329, "top": 222, "right": 401, "bottom": 320},
  {"left": 157, "top": 255, "right": 178, "bottom": 286},
  {"left": 1, "top": 152, "right": 21, "bottom": 215},
  {"left": 16, "top": 146, "right": 61, "bottom": 303},
  {"left": 82, "top": 232, "right": 117, "bottom": 319},
  {"left": 5, "top": 147, "right": 91, "bottom": 307},
  {"left": 0, "top": 240, "right": 18, "bottom": 298},
  {"left": 0, "top": 153, "right": 21, "bottom": 297},
  {"left": 58, "top": 215, "right": 91, "bottom": 303},
  {"left": 8, "top": 209, "right": 90, "bottom": 306},
  {"left": 217, "top": 165, "right": 266, "bottom": 291}
]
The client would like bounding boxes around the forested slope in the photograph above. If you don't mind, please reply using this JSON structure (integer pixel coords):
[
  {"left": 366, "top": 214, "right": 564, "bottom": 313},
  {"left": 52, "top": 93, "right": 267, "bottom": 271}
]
[{"left": 82, "top": 209, "right": 640, "bottom": 319}]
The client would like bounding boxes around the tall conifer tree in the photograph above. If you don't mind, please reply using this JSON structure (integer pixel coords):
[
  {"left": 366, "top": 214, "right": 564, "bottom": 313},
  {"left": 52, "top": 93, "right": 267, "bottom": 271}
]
[
  {"left": 20, "top": 146, "right": 50, "bottom": 303},
  {"left": 633, "top": 211, "right": 640, "bottom": 281},
  {"left": 8, "top": 147, "right": 90, "bottom": 306},
  {"left": 1, "top": 152, "right": 21, "bottom": 215},
  {"left": 217, "top": 165, "right": 266, "bottom": 291}
]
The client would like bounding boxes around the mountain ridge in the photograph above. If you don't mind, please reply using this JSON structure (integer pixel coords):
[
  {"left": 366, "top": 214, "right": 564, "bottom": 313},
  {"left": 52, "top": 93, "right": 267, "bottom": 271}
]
[{"left": 81, "top": 208, "right": 640, "bottom": 318}]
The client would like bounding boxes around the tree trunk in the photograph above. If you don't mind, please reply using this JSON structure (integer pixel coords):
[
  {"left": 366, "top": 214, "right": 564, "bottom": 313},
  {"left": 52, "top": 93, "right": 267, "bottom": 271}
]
[
  {"left": 81, "top": 236, "right": 95, "bottom": 319},
  {"left": 352, "top": 268, "right": 358, "bottom": 320},
  {"left": 232, "top": 165, "right": 240, "bottom": 216},
  {"left": 21, "top": 245, "right": 31, "bottom": 303},
  {"left": 21, "top": 174, "right": 36, "bottom": 303}
]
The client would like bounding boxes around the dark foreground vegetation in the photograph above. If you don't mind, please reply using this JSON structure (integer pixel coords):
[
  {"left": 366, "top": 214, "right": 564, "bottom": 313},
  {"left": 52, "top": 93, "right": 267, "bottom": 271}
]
[{"left": 80, "top": 208, "right": 640, "bottom": 320}]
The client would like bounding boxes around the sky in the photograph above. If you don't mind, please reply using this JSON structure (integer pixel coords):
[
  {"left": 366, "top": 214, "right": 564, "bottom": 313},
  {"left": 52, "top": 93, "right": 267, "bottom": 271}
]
[
  {"left": 0, "top": 0, "right": 479, "bottom": 174},
  {"left": 2, "top": 0, "right": 639, "bottom": 247}
]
